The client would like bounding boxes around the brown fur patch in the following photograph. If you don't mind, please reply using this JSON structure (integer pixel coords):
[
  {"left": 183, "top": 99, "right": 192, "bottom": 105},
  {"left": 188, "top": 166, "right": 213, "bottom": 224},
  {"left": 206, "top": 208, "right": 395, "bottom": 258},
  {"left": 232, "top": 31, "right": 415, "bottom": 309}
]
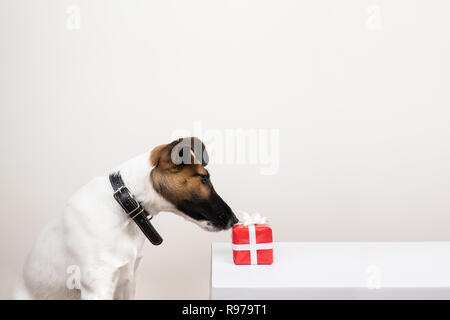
[{"left": 149, "top": 140, "right": 212, "bottom": 205}]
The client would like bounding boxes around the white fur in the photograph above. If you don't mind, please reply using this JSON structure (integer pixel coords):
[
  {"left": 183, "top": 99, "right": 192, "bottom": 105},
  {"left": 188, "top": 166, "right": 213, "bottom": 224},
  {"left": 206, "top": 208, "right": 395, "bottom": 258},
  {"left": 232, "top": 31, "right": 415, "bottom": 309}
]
[{"left": 14, "top": 151, "right": 213, "bottom": 300}]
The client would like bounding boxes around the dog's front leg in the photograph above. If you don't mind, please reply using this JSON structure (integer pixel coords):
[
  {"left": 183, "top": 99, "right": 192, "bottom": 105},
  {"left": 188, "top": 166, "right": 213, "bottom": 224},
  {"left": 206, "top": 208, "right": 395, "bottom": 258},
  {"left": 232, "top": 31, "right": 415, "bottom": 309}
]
[
  {"left": 113, "top": 257, "right": 142, "bottom": 300},
  {"left": 113, "top": 278, "right": 136, "bottom": 300},
  {"left": 80, "top": 266, "right": 119, "bottom": 300}
]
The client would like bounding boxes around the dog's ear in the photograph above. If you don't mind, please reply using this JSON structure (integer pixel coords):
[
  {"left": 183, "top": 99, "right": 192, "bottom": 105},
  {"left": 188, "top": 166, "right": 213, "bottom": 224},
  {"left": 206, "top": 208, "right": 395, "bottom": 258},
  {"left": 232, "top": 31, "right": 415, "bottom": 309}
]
[
  {"left": 150, "top": 143, "right": 168, "bottom": 167},
  {"left": 150, "top": 137, "right": 209, "bottom": 170}
]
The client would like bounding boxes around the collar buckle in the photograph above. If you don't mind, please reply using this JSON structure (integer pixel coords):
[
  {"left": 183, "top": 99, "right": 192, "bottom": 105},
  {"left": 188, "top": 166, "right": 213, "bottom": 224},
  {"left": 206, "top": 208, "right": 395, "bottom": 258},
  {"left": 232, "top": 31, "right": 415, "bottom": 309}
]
[
  {"left": 113, "top": 185, "right": 143, "bottom": 219},
  {"left": 113, "top": 185, "right": 128, "bottom": 196}
]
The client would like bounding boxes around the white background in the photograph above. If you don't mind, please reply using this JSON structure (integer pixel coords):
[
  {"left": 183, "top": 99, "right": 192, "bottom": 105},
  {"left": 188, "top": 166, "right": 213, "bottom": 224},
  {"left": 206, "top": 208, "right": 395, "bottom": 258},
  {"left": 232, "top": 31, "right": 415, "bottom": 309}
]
[{"left": 0, "top": 0, "right": 449, "bottom": 299}]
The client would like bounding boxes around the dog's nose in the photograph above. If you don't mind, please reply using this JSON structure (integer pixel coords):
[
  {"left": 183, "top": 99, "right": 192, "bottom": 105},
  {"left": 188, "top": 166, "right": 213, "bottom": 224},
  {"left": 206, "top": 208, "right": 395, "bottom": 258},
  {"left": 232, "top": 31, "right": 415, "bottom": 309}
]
[{"left": 231, "top": 215, "right": 239, "bottom": 226}]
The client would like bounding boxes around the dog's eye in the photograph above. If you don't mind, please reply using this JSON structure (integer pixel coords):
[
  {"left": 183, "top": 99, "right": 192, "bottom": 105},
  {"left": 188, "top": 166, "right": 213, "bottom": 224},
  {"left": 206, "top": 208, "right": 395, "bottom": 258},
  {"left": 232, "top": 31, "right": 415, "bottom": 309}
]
[{"left": 197, "top": 174, "right": 209, "bottom": 184}]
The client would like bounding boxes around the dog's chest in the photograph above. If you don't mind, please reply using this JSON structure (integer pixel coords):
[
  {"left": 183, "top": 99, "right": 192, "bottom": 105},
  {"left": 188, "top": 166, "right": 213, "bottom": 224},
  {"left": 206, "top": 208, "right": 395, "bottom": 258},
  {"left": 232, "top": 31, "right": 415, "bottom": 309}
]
[{"left": 102, "top": 223, "right": 145, "bottom": 268}]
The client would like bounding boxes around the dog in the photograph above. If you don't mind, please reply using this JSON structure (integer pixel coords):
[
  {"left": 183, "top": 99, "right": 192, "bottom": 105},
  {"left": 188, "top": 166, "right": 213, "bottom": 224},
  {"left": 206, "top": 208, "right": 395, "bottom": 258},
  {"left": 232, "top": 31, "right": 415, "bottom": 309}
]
[{"left": 14, "top": 137, "right": 238, "bottom": 299}]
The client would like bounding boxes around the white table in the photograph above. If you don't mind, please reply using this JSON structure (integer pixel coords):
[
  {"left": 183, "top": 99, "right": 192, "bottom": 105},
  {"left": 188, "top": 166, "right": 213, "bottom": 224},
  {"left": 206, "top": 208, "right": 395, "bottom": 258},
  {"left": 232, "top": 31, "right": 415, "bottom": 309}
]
[{"left": 210, "top": 242, "right": 450, "bottom": 299}]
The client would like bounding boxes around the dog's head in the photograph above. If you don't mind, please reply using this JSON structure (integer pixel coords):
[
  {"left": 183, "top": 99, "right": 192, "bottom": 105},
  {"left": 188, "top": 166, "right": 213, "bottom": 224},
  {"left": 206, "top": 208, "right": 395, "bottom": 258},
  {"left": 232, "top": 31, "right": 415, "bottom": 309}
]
[{"left": 149, "top": 137, "right": 239, "bottom": 231}]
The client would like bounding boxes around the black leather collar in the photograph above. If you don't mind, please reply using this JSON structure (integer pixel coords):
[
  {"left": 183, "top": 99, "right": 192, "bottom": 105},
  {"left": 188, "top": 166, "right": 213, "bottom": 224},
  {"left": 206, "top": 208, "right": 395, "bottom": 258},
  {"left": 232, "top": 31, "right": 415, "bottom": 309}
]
[{"left": 109, "top": 171, "right": 163, "bottom": 245}]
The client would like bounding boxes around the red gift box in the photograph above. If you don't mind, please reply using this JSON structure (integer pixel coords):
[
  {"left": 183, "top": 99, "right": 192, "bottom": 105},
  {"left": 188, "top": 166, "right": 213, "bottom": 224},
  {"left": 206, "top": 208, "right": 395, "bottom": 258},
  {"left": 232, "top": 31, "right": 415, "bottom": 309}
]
[{"left": 232, "top": 223, "right": 273, "bottom": 265}]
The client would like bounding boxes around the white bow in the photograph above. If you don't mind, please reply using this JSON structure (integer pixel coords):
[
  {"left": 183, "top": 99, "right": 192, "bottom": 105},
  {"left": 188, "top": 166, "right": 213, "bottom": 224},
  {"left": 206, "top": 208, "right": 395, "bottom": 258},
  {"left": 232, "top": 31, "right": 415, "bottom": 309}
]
[{"left": 240, "top": 212, "right": 267, "bottom": 226}]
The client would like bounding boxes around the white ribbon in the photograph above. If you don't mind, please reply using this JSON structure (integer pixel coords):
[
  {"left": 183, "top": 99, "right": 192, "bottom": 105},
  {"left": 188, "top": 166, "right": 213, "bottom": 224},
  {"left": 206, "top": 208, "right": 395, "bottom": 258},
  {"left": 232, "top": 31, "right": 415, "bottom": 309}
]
[
  {"left": 232, "top": 212, "right": 271, "bottom": 265},
  {"left": 241, "top": 212, "right": 267, "bottom": 226}
]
